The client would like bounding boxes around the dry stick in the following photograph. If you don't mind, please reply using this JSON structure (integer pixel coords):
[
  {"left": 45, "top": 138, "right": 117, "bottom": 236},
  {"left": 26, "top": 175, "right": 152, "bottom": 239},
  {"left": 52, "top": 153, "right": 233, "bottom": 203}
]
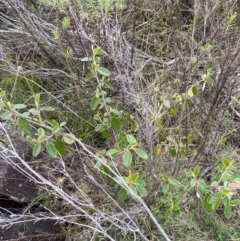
[
  {"left": 1, "top": 110, "right": 172, "bottom": 241},
  {"left": 71, "top": 134, "right": 172, "bottom": 241}
]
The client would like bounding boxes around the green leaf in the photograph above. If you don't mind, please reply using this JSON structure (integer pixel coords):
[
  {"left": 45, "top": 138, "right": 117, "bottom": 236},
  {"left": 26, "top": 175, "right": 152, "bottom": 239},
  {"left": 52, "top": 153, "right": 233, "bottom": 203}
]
[
  {"left": 41, "top": 106, "right": 55, "bottom": 111},
  {"left": 230, "top": 199, "right": 240, "bottom": 206},
  {"left": 203, "top": 194, "right": 213, "bottom": 211},
  {"left": 171, "top": 107, "right": 179, "bottom": 117},
  {"left": 48, "top": 119, "right": 59, "bottom": 127},
  {"left": 94, "top": 114, "right": 101, "bottom": 121},
  {"left": 38, "top": 128, "right": 45, "bottom": 137},
  {"left": 9, "top": 124, "right": 16, "bottom": 135},
  {"left": 95, "top": 160, "right": 102, "bottom": 168},
  {"left": 13, "top": 104, "right": 27, "bottom": 110},
  {"left": 224, "top": 205, "right": 232, "bottom": 219},
  {"left": 131, "top": 185, "right": 138, "bottom": 195},
  {"left": 33, "top": 143, "right": 42, "bottom": 157},
  {"left": 129, "top": 173, "right": 139, "bottom": 182},
  {"left": 104, "top": 81, "right": 114, "bottom": 90},
  {"left": 55, "top": 139, "right": 65, "bottom": 155},
  {"left": 222, "top": 158, "right": 230, "bottom": 166},
  {"left": 95, "top": 124, "right": 103, "bottom": 132},
  {"left": 103, "top": 166, "right": 110, "bottom": 175},
  {"left": 111, "top": 117, "right": 121, "bottom": 132},
  {"left": 159, "top": 196, "right": 168, "bottom": 203},
  {"left": 192, "top": 85, "right": 198, "bottom": 96},
  {"left": 212, "top": 193, "right": 222, "bottom": 211},
  {"left": 0, "top": 90, "right": 5, "bottom": 98},
  {"left": 190, "top": 179, "right": 197, "bottom": 188},
  {"left": 60, "top": 122, "right": 66, "bottom": 127},
  {"left": 35, "top": 93, "right": 40, "bottom": 105},
  {"left": 193, "top": 166, "right": 200, "bottom": 177},
  {"left": 1, "top": 111, "right": 12, "bottom": 120},
  {"left": 21, "top": 112, "right": 30, "bottom": 118},
  {"left": 198, "top": 179, "right": 208, "bottom": 191},
  {"left": 233, "top": 177, "right": 240, "bottom": 184},
  {"left": 223, "top": 197, "right": 232, "bottom": 219},
  {"left": 135, "top": 178, "right": 146, "bottom": 186},
  {"left": 2, "top": 101, "right": 11, "bottom": 109},
  {"left": 118, "top": 132, "right": 127, "bottom": 145},
  {"left": 46, "top": 141, "right": 58, "bottom": 158},
  {"left": 126, "top": 134, "right": 137, "bottom": 145},
  {"left": 118, "top": 188, "right": 128, "bottom": 201},
  {"left": 188, "top": 87, "right": 194, "bottom": 98},
  {"left": 123, "top": 150, "right": 132, "bottom": 167},
  {"left": 106, "top": 149, "right": 119, "bottom": 156},
  {"left": 28, "top": 108, "right": 38, "bottom": 115},
  {"left": 90, "top": 96, "right": 101, "bottom": 110},
  {"left": 211, "top": 181, "right": 218, "bottom": 187},
  {"left": 52, "top": 126, "right": 62, "bottom": 134},
  {"left": 62, "top": 136, "right": 74, "bottom": 145},
  {"left": 180, "top": 146, "right": 186, "bottom": 156},
  {"left": 206, "top": 76, "right": 212, "bottom": 86},
  {"left": 162, "top": 175, "right": 170, "bottom": 182},
  {"left": 165, "top": 210, "right": 174, "bottom": 218},
  {"left": 18, "top": 117, "right": 32, "bottom": 135},
  {"left": 97, "top": 67, "right": 111, "bottom": 76},
  {"left": 170, "top": 148, "right": 177, "bottom": 157},
  {"left": 93, "top": 47, "right": 104, "bottom": 56},
  {"left": 102, "top": 129, "right": 110, "bottom": 139},
  {"left": 84, "top": 73, "right": 92, "bottom": 81},
  {"left": 196, "top": 187, "right": 203, "bottom": 198},
  {"left": 184, "top": 182, "right": 191, "bottom": 192},
  {"left": 162, "top": 183, "right": 170, "bottom": 194},
  {"left": 169, "top": 179, "right": 181, "bottom": 187},
  {"left": 135, "top": 148, "right": 148, "bottom": 159},
  {"left": 81, "top": 57, "right": 91, "bottom": 61},
  {"left": 135, "top": 184, "right": 148, "bottom": 197},
  {"left": 172, "top": 205, "right": 180, "bottom": 211}
]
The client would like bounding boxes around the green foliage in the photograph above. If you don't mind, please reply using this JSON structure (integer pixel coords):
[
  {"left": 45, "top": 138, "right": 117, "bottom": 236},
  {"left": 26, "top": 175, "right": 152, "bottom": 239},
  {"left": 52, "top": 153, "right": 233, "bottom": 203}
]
[
  {"left": 3, "top": 0, "right": 240, "bottom": 240},
  {"left": 118, "top": 173, "right": 147, "bottom": 201},
  {"left": 0, "top": 92, "right": 66, "bottom": 159},
  {"left": 80, "top": 48, "right": 149, "bottom": 200},
  {"left": 158, "top": 158, "right": 240, "bottom": 220},
  {"left": 62, "top": 16, "right": 71, "bottom": 29}
]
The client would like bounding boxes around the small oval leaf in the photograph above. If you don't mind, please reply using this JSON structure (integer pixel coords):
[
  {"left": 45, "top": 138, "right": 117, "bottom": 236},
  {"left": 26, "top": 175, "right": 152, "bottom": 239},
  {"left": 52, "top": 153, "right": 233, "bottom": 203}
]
[
  {"left": 19, "top": 117, "right": 32, "bottom": 135},
  {"left": 106, "top": 149, "right": 119, "bottom": 156},
  {"left": 63, "top": 136, "right": 74, "bottom": 145},
  {"left": 13, "top": 104, "right": 27, "bottom": 110},
  {"left": 55, "top": 139, "right": 65, "bottom": 155},
  {"left": 1, "top": 111, "right": 12, "bottom": 120},
  {"left": 46, "top": 141, "right": 58, "bottom": 158},
  {"left": 97, "top": 67, "right": 111, "bottom": 76},
  {"left": 41, "top": 106, "right": 55, "bottom": 111},
  {"left": 90, "top": 96, "right": 101, "bottom": 110},
  {"left": 135, "top": 148, "right": 148, "bottom": 159},
  {"left": 35, "top": 94, "right": 40, "bottom": 105},
  {"left": 111, "top": 117, "right": 121, "bottom": 132},
  {"left": 129, "top": 173, "right": 139, "bottom": 182},
  {"left": 192, "top": 85, "right": 198, "bottom": 96},
  {"left": 126, "top": 134, "right": 137, "bottom": 145},
  {"left": 28, "top": 108, "right": 38, "bottom": 116},
  {"left": 118, "top": 188, "right": 128, "bottom": 201},
  {"left": 102, "top": 129, "right": 110, "bottom": 139},
  {"left": 123, "top": 150, "right": 132, "bottom": 167},
  {"left": 170, "top": 148, "right": 177, "bottom": 157},
  {"left": 33, "top": 143, "right": 42, "bottom": 157}
]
